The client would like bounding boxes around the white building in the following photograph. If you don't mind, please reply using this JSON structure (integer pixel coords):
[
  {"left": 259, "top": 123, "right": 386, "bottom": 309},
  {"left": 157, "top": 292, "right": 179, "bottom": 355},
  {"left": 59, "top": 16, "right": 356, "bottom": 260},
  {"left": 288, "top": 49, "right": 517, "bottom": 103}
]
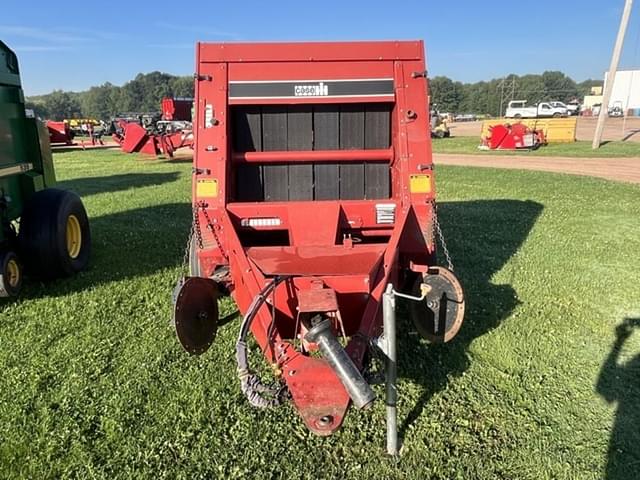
[{"left": 603, "top": 70, "right": 640, "bottom": 111}]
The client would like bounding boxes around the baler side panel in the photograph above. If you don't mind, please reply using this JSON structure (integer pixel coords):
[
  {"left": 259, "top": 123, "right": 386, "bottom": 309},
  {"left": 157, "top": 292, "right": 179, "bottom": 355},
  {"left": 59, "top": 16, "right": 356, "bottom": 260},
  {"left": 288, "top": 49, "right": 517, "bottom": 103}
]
[
  {"left": 193, "top": 59, "right": 231, "bottom": 275},
  {"left": 401, "top": 59, "right": 436, "bottom": 258}
]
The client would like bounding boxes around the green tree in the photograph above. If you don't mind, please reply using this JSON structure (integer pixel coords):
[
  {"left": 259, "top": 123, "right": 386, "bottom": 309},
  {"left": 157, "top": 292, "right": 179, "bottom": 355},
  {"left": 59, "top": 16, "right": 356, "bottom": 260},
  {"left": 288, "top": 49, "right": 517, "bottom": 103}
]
[
  {"left": 24, "top": 100, "right": 48, "bottom": 119},
  {"left": 170, "top": 76, "right": 194, "bottom": 98},
  {"left": 429, "top": 76, "right": 463, "bottom": 112},
  {"left": 82, "top": 82, "right": 119, "bottom": 120},
  {"left": 42, "top": 90, "right": 82, "bottom": 120},
  {"left": 540, "top": 71, "right": 579, "bottom": 102},
  {"left": 577, "top": 79, "right": 603, "bottom": 98}
]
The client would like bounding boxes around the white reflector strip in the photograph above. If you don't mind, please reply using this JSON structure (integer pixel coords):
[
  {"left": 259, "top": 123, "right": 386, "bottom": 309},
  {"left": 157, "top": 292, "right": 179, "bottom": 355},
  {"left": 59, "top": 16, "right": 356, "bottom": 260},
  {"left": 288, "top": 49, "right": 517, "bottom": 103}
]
[
  {"left": 375, "top": 203, "right": 395, "bottom": 224},
  {"left": 240, "top": 217, "right": 282, "bottom": 227}
]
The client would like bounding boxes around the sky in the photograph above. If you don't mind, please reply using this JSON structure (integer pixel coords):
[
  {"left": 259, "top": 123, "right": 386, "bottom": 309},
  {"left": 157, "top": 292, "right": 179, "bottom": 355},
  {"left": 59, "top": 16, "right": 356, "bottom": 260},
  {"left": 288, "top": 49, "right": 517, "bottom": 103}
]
[{"left": 2, "top": 0, "right": 640, "bottom": 96}]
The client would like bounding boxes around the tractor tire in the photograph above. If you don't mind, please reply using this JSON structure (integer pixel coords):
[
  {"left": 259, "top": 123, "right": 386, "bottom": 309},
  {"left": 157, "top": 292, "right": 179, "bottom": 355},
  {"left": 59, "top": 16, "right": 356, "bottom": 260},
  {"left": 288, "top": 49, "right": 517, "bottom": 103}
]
[
  {"left": 189, "top": 236, "right": 202, "bottom": 277},
  {"left": 0, "top": 251, "right": 23, "bottom": 297},
  {"left": 19, "top": 188, "right": 91, "bottom": 279}
]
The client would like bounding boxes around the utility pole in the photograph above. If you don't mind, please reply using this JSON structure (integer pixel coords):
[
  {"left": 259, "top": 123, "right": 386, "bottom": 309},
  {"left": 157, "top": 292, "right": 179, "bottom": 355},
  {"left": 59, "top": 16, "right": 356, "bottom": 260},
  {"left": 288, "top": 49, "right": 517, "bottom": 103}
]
[
  {"left": 498, "top": 78, "right": 505, "bottom": 117},
  {"left": 593, "top": 0, "right": 634, "bottom": 149}
]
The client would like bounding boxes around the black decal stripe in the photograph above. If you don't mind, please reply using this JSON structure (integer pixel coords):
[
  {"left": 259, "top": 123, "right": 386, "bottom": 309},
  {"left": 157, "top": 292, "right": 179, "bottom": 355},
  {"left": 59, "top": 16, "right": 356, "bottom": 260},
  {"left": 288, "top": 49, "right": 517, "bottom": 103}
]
[{"left": 229, "top": 80, "right": 394, "bottom": 98}]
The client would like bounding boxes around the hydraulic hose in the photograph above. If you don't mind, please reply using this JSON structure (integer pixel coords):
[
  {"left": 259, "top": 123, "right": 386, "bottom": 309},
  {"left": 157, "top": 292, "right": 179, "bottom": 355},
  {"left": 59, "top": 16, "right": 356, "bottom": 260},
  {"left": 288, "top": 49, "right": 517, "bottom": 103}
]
[{"left": 235, "top": 276, "right": 290, "bottom": 409}]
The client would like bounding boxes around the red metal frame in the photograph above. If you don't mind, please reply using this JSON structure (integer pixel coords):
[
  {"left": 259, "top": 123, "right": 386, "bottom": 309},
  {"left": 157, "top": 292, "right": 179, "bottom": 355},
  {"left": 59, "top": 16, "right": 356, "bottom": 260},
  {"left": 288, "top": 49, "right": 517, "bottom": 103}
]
[
  {"left": 484, "top": 123, "right": 547, "bottom": 150},
  {"left": 46, "top": 120, "right": 73, "bottom": 145},
  {"left": 192, "top": 41, "right": 436, "bottom": 434}
]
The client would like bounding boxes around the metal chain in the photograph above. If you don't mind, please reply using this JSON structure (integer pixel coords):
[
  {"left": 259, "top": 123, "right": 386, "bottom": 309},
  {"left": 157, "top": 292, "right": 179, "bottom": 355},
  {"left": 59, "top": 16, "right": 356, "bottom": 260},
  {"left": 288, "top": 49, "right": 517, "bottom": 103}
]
[
  {"left": 432, "top": 202, "right": 454, "bottom": 271},
  {"left": 176, "top": 201, "right": 227, "bottom": 284},
  {"left": 178, "top": 204, "right": 205, "bottom": 279},
  {"left": 199, "top": 201, "right": 228, "bottom": 260}
]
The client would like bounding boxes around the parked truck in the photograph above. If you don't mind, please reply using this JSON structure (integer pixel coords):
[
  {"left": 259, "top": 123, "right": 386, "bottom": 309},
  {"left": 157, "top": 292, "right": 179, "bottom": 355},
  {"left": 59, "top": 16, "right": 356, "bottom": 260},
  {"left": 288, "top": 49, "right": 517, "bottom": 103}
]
[
  {"left": 505, "top": 100, "right": 567, "bottom": 118},
  {"left": 0, "top": 40, "right": 91, "bottom": 296},
  {"left": 550, "top": 101, "right": 580, "bottom": 116}
]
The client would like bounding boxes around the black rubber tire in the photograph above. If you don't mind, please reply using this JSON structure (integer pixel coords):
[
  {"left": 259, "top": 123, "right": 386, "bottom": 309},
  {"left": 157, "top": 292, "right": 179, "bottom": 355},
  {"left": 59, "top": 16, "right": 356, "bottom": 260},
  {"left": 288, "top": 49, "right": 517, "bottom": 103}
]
[
  {"left": 19, "top": 188, "right": 91, "bottom": 279},
  {"left": 189, "top": 236, "right": 201, "bottom": 277},
  {"left": 553, "top": 112, "right": 561, "bottom": 118},
  {"left": 0, "top": 251, "right": 23, "bottom": 297}
]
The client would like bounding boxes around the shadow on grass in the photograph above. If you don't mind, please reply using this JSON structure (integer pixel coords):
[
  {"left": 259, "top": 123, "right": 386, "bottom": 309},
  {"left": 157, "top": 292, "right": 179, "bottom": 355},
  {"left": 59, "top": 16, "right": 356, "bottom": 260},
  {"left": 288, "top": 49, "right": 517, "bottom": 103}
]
[
  {"left": 57, "top": 172, "right": 180, "bottom": 197},
  {"left": 596, "top": 317, "right": 640, "bottom": 479},
  {"left": 398, "top": 199, "right": 543, "bottom": 439},
  {"left": 0, "top": 202, "right": 191, "bottom": 304},
  {"left": 621, "top": 130, "right": 640, "bottom": 142},
  {"left": 163, "top": 156, "right": 193, "bottom": 164},
  {"left": 51, "top": 145, "right": 120, "bottom": 154}
]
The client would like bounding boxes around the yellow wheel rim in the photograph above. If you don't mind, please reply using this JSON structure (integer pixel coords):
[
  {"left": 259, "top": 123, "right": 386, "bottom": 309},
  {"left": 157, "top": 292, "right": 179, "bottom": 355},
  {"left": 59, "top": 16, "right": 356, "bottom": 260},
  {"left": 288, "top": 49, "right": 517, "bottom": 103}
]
[
  {"left": 6, "top": 258, "right": 20, "bottom": 288},
  {"left": 66, "top": 215, "right": 82, "bottom": 259}
]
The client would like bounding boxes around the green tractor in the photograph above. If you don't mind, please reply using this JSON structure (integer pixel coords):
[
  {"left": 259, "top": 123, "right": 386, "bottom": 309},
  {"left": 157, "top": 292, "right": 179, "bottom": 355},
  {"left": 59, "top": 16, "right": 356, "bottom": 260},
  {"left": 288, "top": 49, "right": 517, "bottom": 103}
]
[{"left": 0, "top": 41, "right": 90, "bottom": 297}]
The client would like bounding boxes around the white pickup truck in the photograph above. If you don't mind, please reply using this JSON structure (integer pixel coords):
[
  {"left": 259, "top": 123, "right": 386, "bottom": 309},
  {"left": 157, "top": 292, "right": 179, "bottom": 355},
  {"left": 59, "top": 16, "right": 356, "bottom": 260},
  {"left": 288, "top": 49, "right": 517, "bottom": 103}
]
[
  {"left": 550, "top": 101, "right": 580, "bottom": 116},
  {"left": 505, "top": 100, "right": 567, "bottom": 118}
]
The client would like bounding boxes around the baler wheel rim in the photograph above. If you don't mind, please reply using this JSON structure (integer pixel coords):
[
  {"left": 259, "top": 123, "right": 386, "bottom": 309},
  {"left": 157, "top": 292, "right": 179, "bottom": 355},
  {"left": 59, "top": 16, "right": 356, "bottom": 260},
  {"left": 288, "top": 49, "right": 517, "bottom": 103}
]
[
  {"left": 6, "top": 258, "right": 20, "bottom": 288},
  {"left": 0, "top": 251, "right": 23, "bottom": 297},
  {"left": 66, "top": 215, "right": 82, "bottom": 259}
]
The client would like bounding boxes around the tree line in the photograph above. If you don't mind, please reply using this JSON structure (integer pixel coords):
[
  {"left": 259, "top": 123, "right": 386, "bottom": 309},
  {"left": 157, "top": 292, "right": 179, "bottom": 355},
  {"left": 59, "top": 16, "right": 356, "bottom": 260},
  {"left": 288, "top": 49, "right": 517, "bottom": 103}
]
[
  {"left": 429, "top": 71, "right": 601, "bottom": 116},
  {"left": 26, "top": 72, "right": 194, "bottom": 121},
  {"left": 26, "top": 69, "right": 602, "bottom": 120}
]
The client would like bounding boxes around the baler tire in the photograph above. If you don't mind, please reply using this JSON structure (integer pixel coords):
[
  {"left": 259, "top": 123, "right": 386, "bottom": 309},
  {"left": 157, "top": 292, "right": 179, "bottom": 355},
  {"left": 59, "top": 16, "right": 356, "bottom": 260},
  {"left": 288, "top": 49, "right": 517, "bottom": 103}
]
[
  {"left": 189, "top": 236, "right": 201, "bottom": 277},
  {"left": 0, "top": 251, "right": 23, "bottom": 297},
  {"left": 19, "top": 188, "right": 91, "bottom": 279}
]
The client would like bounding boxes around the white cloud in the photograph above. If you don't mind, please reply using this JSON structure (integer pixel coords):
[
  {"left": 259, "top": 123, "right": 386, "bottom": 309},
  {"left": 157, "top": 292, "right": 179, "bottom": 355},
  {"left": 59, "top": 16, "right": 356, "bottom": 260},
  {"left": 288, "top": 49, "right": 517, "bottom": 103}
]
[
  {"left": 11, "top": 45, "right": 75, "bottom": 52},
  {"left": 0, "top": 25, "right": 90, "bottom": 43}
]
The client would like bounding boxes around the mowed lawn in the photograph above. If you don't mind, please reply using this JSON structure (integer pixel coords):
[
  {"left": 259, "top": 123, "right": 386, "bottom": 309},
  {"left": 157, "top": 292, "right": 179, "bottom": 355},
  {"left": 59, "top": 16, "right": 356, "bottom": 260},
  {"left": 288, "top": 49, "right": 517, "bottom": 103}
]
[
  {"left": 1, "top": 149, "right": 639, "bottom": 479},
  {"left": 433, "top": 136, "right": 640, "bottom": 157}
]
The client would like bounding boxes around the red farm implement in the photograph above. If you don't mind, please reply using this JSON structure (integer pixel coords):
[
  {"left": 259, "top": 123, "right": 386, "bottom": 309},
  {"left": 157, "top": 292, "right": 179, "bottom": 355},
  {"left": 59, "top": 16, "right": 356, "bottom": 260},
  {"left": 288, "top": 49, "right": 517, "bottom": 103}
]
[
  {"left": 46, "top": 120, "right": 74, "bottom": 146},
  {"left": 161, "top": 97, "right": 193, "bottom": 122},
  {"left": 112, "top": 120, "right": 193, "bottom": 157},
  {"left": 173, "top": 41, "right": 465, "bottom": 453},
  {"left": 480, "top": 122, "right": 546, "bottom": 150}
]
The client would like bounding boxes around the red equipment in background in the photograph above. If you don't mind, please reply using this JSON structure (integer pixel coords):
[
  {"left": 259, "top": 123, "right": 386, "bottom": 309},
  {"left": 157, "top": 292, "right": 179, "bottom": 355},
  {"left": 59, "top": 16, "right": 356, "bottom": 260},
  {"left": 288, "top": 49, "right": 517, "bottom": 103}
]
[
  {"left": 46, "top": 120, "right": 74, "bottom": 145},
  {"left": 112, "top": 97, "right": 194, "bottom": 157},
  {"left": 173, "top": 41, "right": 465, "bottom": 449},
  {"left": 112, "top": 119, "right": 194, "bottom": 157},
  {"left": 161, "top": 97, "right": 193, "bottom": 121},
  {"left": 481, "top": 122, "right": 547, "bottom": 150}
]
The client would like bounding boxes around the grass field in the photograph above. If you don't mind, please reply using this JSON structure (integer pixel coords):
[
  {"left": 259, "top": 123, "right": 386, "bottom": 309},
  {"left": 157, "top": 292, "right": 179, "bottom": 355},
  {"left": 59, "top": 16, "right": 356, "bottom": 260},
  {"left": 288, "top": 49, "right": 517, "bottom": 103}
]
[
  {"left": 1, "top": 150, "right": 639, "bottom": 479},
  {"left": 432, "top": 136, "right": 640, "bottom": 157}
]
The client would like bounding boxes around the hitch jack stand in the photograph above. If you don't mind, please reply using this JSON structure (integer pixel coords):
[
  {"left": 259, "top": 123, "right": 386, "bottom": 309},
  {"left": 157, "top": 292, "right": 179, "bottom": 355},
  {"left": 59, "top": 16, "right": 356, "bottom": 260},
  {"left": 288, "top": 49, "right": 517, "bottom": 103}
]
[{"left": 382, "top": 284, "right": 398, "bottom": 456}]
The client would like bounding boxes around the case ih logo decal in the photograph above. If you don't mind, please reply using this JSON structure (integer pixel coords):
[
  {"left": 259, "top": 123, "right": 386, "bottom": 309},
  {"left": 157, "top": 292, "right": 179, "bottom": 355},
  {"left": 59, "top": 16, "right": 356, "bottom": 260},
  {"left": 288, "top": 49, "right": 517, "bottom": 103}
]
[
  {"left": 228, "top": 79, "right": 394, "bottom": 100},
  {"left": 294, "top": 82, "right": 329, "bottom": 97}
]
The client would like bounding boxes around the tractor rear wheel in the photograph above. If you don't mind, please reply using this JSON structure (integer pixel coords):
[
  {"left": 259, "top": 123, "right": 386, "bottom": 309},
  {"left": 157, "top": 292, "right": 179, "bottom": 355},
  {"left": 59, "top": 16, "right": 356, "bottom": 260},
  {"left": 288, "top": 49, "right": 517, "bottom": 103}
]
[
  {"left": 0, "top": 251, "right": 23, "bottom": 297},
  {"left": 19, "top": 188, "right": 91, "bottom": 279}
]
